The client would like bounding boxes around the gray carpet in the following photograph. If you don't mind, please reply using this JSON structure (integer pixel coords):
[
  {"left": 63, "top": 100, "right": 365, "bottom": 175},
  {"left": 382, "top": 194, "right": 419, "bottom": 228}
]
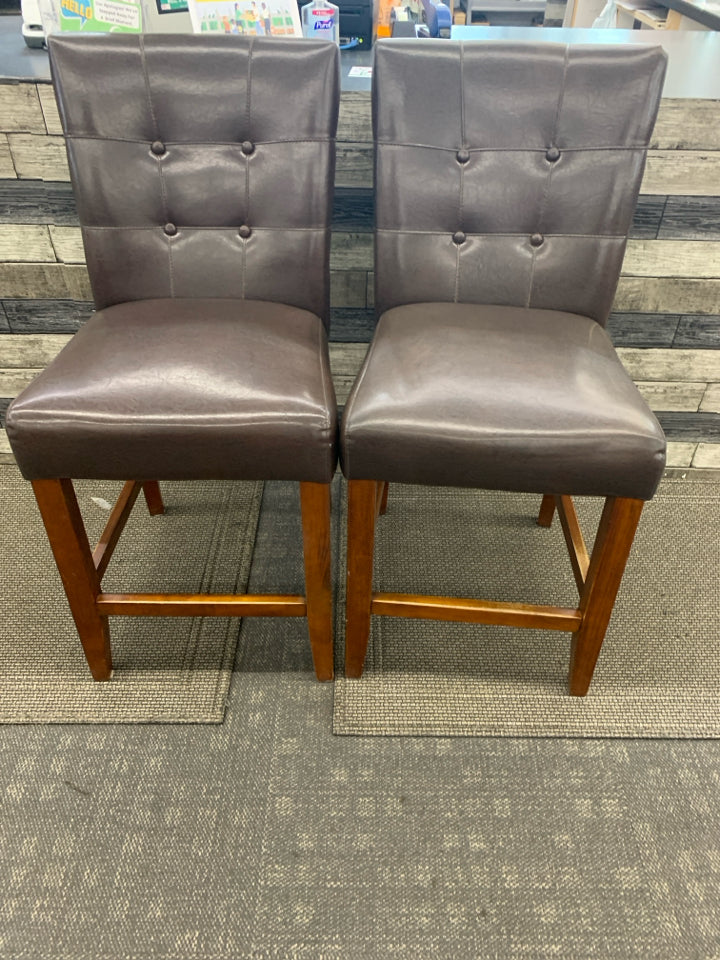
[
  {"left": 1, "top": 481, "right": 720, "bottom": 960},
  {"left": 0, "top": 466, "right": 263, "bottom": 723},
  {"left": 334, "top": 478, "right": 720, "bottom": 737}
]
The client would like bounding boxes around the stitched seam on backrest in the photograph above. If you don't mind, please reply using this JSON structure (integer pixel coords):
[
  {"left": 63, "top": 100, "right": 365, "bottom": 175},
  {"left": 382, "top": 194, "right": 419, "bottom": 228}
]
[
  {"left": 138, "top": 35, "right": 159, "bottom": 140},
  {"left": 65, "top": 134, "right": 333, "bottom": 146},
  {"left": 139, "top": 35, "right": 174, "bottom": 297},
  {"left": 242, "top": 38, "right": 255, "bottom": 301},
  {"left": 455, "top": 45, "right": 465, "bottom": 304},
  {"left": 525, "top": 43, "right": 570, "bottom": 310},
  {"left": 81, "top": 224, "right": 330, "bottom": 234},
  {"left": 363, "top": 141, "right": 645, "bottom": 153},
  {"left": 373, "top": 228, "right": 625, "bottom": 239}
]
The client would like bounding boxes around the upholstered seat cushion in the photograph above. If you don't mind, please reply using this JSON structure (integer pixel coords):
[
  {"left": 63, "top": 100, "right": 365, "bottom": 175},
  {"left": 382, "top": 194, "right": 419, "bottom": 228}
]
[
  {"left": 341, "top": 303, "right": 665, "bottom": 500},
  {"left": 8, "top": 298, "right": 337, "bottom": 482}
]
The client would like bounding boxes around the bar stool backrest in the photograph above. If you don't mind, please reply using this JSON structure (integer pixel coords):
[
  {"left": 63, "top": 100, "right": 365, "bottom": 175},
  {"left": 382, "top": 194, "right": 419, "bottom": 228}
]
[
  {"left": 49, "top": 34, "right": 339, "bottom": 325},
  {"left": 372, "top": 39, "right": 666, "bottom": 324}
]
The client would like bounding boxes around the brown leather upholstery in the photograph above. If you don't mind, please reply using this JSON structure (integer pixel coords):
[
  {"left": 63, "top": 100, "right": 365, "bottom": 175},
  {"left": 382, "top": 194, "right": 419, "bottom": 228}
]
[
  {"left": 342, "top": 40, "right": 667, "bottom": 501},
  {"left": 7, "top": 34, "right": 339, "bottom": 483},
  {"left": 371, "top": 40, "right": 666, "bottom": 325},
  {"left": 48, "top": 34, "right": 337, "bottom": 318},
  {"left": 342, "top": 304, "right": 665, "bottom": 499},
  {"left": 9, "top": 299, "right": 337, "bottom": 482}
]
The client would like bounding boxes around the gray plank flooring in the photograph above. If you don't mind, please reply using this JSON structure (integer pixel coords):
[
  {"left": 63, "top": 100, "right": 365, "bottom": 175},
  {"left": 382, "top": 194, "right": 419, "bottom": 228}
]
[
  {"left": 329, "top": 307, "right": 376, "bottom": 342},
  {"left": 0, "top": 180, "right": 75, "bottom": 225},
  {"left": 630, "top": 195, "right": 667, "bottom": 239},
  {"left": 332, "top": 187, "right": 373, "bottom": 233},
  {"left": 656, "top": 411, "right": 720, "bottom": 440},
  {"left": 606, "top": 313, "right": 681, "bottom": 348},
  {"left": 674, "top": 315, "right": 720, "bottom": 348},
  {"left": 2, "top": 298, "right": 92, "bottom": 333},
  {"left": 659, "top": 196, "right": 720, "bottom": 240}
]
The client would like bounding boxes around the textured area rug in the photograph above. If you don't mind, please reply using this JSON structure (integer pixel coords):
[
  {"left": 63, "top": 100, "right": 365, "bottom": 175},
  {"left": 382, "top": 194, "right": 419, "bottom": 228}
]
[
  {"left": 0, "top": 465, "right": 263, "bottom": 723},
  {"left": 3, "top": 482, "right": 720, "bottom": 960},
  {"left": 334, "top": 478, "right": 720, "bottom": 738}
]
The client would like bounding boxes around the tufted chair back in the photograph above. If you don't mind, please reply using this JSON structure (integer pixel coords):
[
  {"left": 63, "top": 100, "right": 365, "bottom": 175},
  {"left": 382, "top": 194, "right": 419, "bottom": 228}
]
[
  {"left": 48, "top": 34, "right": 339, "bottom": 325},
  {"left": 373, "top": 40, "right": 666, "bottom": 324}
]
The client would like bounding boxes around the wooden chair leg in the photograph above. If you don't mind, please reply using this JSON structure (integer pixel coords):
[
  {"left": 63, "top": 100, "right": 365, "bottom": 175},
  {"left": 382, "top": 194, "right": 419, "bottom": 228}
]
[
  {"left": 569, "top": 496, "right": 644, "bottom": 696},
  {"left": 142, "top": 481, "right": 165, "bottom": 516},
  {"left": 377, "top": 481, "right": 389, "bottom": 516},
  {"left": 300, "top": 481, "right": 334, "bottom": 681},
  {"left": 345, "top": 479, "right": 378, "bottom": 678},
  {"left": 537, "top": 494, "right": 556, "bottom": 527},
  {"left": 31, "top": 478, "right": 112, "bottom": 681}
]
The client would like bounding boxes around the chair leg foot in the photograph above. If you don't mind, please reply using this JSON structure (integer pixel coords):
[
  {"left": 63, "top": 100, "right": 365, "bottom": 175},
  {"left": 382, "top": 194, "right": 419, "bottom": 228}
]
[
  {"left": 537, "top": 494, "right": 556, "bottom": 527},
  {"left": 300, "top": 481, "right": 334, "bottom": 681},
  {"left": 142, "top": 481, "right": 165, "bottom": 516},
  {"left": 345, "top": 479, "right": 378, "bottom": 678},
  {"left": 83, "top": 621, "right": 113, "bottom": 681},
  {"left": 569, "top": 496, "right": 644, "bottom": 696},
  {"left": 32, "top": 478, "right": 113, "bottom": 681}
]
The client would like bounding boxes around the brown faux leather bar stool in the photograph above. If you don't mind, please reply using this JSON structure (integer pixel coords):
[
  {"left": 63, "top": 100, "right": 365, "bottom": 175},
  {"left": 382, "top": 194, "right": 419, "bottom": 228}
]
[
  {"left": 341, "top": 39, "right": 667, "bottom": 695},
  {"left": 6, "top": 35, "right": 340, "bottom": 682}
]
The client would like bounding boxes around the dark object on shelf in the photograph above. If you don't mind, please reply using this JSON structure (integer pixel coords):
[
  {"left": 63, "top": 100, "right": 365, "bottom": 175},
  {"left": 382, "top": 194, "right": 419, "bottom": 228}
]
[
  {"left": 461, "top": 0, "right": 546, "bottom": 24},
  {"left": 338, "top": 0, "right": 373, "bottom": 43}
]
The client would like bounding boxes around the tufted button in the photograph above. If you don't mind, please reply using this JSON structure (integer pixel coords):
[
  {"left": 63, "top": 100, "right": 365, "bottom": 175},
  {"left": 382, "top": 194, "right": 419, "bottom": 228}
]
[
  {"left": 239, "top": 224, "right": 252, "bottom": 239},
  {"left": 452, "top": 230, "right": 466, "bottom": 245},
  {"left": 456, "top": 148, "right": 470, "bottom": 164},
  {"left": 530, "top": 233, "right": 544, "bottom": 247},
  {"left": 545, "top": 146, "right": 561, "bottom": 163},
  {"left": 163, "top": 222, "right": 177, "bottom": 236},
  {"left": 241, "top": 140, "right": 255, "bottom": 156},
  {"left": 151, "top": 140, "right": 166, "bottom": 156}
]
